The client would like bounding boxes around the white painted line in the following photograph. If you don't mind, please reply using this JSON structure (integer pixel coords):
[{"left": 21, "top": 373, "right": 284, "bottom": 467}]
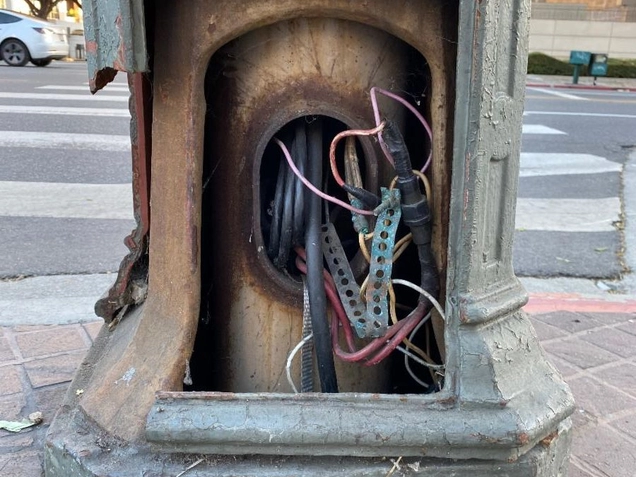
[
  {"left": 83, "top": 82, "right": 128, "bottom": 86},
  {"left": 515, "top": 197, "right": 620, "bottom": 233},
  {"left": 524, "top": 111, "right": 636, "bottom": 119},
  {"left": 0, "top": 181, "right": 133, "bottom": 220},
  {"left": 520, "top": 153, "right": 622, "bottom": 177},
  {"left": 37, "top": 85, "right": 129, "bottom": 92},
  {"left": 528, "top": 87, "right": 588, "bottom": 101},
  {"left": 0, "top": 105, "right": 129, "bottom": 117},
  {"left": 0, "top": 131, "right": 130, "bottom": 151},
  {"left": 564, "top": 90, "right": 636, "bottom": 97},
  {"left": 522, "top": 124, "right": 566, "bottom": 135},
  {"left": 0, "top": 92, "right": 128, "bottom": 102}
]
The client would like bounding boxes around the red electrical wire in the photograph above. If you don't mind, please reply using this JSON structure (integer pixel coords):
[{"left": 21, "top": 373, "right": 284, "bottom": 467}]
[
  {"left": 295, "top": 248, "right": 427, "bottom": 365},
  {"left": 294, "top": 253, "right": 356, "bottom": 352}
]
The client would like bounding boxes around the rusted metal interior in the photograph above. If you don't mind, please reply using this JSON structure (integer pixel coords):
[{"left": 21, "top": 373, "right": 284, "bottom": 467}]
[
  {"left": 75, "top": 0, "right": 457, "bottom": 443},
  {"left": 188, "top": 17, "right": 450, "bottom": 394},
  {"left": 47, "top": 3, "right": 576, "bottom": 472}
]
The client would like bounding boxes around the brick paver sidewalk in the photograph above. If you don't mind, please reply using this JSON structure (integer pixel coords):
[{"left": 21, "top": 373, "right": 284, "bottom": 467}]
[
  {"left": 1, "top": 311, "right": 635, "bottom": 476},
  {"left": 0, "top": 322, "right": 102, "bottom": 476}
]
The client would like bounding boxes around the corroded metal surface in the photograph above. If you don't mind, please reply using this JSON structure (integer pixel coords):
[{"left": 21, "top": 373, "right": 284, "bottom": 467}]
[
  {"left": 321, "top": 223, "right": 366, "bottom": 335},
  {"left": 145, "top": 390, "right": 570, "bottom": 460},
  {"left": 46, "top": 0, "right": 574, "bottom": 475},
  {"left": 364, "top": 188, "right": 401, "bottom": 338},
  {"left": 94, "top": 72, "right": 151, "bottom": 322},
  {"left": 82, "top": 0, "right": 148, "bottom": 92},
  {"left": 200, "top": 17, "right": 410, "bottom": 393}
]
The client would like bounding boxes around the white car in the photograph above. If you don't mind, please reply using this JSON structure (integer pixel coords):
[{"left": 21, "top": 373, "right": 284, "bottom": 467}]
[{"left": 0, "top": 9, "right": 68, "bottom": 66}]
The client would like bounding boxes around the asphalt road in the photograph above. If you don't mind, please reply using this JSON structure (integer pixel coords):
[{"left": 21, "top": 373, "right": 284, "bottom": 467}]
[
  {"left": 0, "top": 61, "right": 635, "bottom": 287},
  {"left": 0, "top": 62, "right": 133, "bottom": 277},
  {"left": 517, "top": 87, "right": 636, "bottom": 281}
]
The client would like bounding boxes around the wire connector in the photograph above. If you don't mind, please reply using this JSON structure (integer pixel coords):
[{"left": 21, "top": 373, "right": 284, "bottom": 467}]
[
  {"left": 349, "top": 199, "right": 370, "bottom": 235},
  {"left": 373, "top": 190, "right": 400, "bottom": 216}
]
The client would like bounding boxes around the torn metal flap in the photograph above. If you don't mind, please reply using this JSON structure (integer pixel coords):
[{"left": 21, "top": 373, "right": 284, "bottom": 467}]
[{"left": 83, "top": 0, "right": 148, "bottom": 93}]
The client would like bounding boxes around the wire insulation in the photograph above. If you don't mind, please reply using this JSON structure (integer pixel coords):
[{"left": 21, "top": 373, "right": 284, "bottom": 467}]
[
  {"left": 370, "top": 87, "right": 433, "bottom": 172},
  {"left": 275, "top": 138, "right": 374, "bottom": 216},
  {"left": 305, "top": 120, "right": 339, "bottom": 393},
  {"left": 391, "top": 279, "right": 446, "bottom": 321},
  {"left": 286, "top": 333, "right": 314, "bottom": 394}
]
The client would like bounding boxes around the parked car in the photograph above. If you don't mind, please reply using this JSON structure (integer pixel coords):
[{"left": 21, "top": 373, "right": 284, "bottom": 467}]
[{"left": 0, "top": 9, "right": 68, "bottom": 67}]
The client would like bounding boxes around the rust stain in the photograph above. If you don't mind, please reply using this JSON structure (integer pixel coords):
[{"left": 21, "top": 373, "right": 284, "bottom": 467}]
[
  {"left": 85, "top": 40, "right": 98, "bottom": 54},
  {"left": 112, "top": 14, "right": 128, "bottom": 72},
  {"left": 95, "top": 73, "right": 152, "bottom": 322},
  {"left": 540, "top": 430, "right": 558, "bottom": 447},
  {"left": 470, "top": 433, "right": 502, "bottom": 444},
  {"left": 435, "top": 395, "right": 456, "bottom": 406},
  {"left": 517, "top": 432, "right": 530, "bottom": 446}
]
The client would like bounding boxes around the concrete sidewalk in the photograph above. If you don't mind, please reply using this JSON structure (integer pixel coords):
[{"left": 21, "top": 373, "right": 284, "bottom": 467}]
[{"left": 0, "top": 306, "right": 635, "bottom": 476}]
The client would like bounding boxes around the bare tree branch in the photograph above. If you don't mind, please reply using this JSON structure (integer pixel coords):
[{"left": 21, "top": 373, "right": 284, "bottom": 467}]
[{"left": 23, "top": 0, "right": 67, "bottom": 19}]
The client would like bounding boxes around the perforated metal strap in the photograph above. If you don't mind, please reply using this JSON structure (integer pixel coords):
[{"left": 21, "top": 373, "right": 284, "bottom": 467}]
[
  {"left": 321, "top": 223, "right": 367, "bottom": 337},
  {"left": 364, "top": 188, "right": 401, "bottom": 338}
]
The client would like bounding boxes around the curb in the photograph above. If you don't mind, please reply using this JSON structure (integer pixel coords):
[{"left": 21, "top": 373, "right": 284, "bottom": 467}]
[
  {"left": 527, "top": 82, "right": 636, "bottom": 92},
  {"left": 524, "top": 293, "right": 636, "bottom": 314}
]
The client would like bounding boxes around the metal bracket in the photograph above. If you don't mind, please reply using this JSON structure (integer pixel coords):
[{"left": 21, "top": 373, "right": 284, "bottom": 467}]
[
  {"left": 321, "top": 223, "right": 366, "bottom": 336},
  {"left": 364, "top": 188, "right": 401, "bottom": 338}
]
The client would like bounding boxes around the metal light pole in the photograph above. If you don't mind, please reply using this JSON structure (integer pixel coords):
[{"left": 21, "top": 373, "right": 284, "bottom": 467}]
[{"left": 46, "top": 1, "right": 574, "bottom": 475}]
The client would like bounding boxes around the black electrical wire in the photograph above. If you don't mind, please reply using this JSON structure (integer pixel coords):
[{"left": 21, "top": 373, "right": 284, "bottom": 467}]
[
  {"left": 305, "top": 118, "right": 339, "bottom": 393},
  {"left": 268, "top": 155, "right": 286, "bottom": 261},
  {"left": 269, "top": 123, "right": 308, "bottom": 268},
  {"left": 381, "top": 120, "right": 440, "bottom": 301},
  {"left": 292, "top": 122, "right": 306, "bottom": 245},
  {"left": 275, "top": 145, "right": 295, "bottom": 268}
]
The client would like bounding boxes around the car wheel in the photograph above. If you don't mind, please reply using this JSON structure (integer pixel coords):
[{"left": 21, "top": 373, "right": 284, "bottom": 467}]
[
  {"left": 1, "top": 39, "right": 30, "bottom": 66},
  {"left": 31, "top": 58, "right": 52, "bottom": 67}
]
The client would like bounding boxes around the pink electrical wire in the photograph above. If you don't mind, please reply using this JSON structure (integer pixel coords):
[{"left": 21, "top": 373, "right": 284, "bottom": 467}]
[
  {"left": 274, "top": 138, "right": 374, "bottom": 216},
  {"left": 328, "top": 122, "right": 386, "bottom": 188},
  {"left": 370, "top": 86, "right": 434, "bottom": 173}
]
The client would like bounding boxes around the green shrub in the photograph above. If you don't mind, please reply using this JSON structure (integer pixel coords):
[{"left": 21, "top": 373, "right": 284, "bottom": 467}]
[
  {"left": 607, "top": 58, "right": 636, "bottom": 78},
  {"left": 527, "top": 52, "right": 636, "bottom": 78}
]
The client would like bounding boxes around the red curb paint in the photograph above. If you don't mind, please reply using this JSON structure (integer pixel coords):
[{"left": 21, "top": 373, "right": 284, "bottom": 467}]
[{"left": 524, "top": 293, "right": 636, "bottom": 314}]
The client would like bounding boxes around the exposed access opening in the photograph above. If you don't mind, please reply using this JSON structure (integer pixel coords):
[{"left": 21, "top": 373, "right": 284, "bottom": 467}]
[
  {"left": 259, "top": 116, "right": 373, "bottom": 281},
  {"left": 189, "top": 17, "right": 445, "bottom": 395}
]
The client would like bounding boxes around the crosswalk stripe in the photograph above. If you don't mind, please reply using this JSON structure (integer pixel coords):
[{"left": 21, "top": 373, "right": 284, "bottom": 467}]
[
  {"left": 522, "top": 124, "right": 566, "bottom": 135},
  {"left": 525, "top": 111, "right": 636, "bottom": 119},
  {"left": 83, "top": 82, "right": 128, "bottom": 87},
  {"left": 528, "top": 87, "right": 589, "bottom": 101},
  {"left": 0, "top": 131, "right": 130, "bottom": 151},
  {"left": 0, "top": 105, "right": 129, "bottom": 117},
  {"left": 516, "top": 197, "right": 620, "bottom": 233},
  {"left": 0, "top": 181, "right": 133, "bottom": 220},
  {"left": 37, "top": 85, "right": 129, "bottom": 92},
  {"left": 520, "top": 153, "right": 622, "bottom": 177},
  {"left": 0, "top": 92, "right": 128, "bottom": 102}
]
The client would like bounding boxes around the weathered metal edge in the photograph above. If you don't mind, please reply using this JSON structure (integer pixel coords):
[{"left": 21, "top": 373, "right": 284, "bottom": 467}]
[
  {"left": 83, "top": 0, "right": 148, "bottom": 93},
  {"left": 457, "top": 278, "right": 529, "bottom": 325},
  {"left": 45, "top": 409, "right": 573, "bottom": 476},
  {"left": 144, "top": 390, "right": 570, "bottom": 461}
]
